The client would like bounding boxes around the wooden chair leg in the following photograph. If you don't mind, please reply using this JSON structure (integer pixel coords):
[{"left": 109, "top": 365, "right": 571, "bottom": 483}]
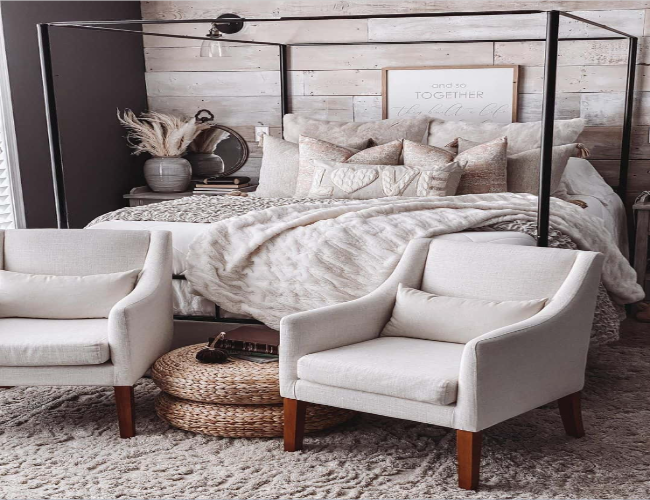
[
  {"left": 457, "top": 430, "right": 482, "bottom": 491},
  {"left": 114, "top": 386, "right": 136, "bottom": 439},
  {"left": 558, "top": 391, "right": 585, "bottom": 438},
  {"left": 284, "top": 398, "right": 307, "bottom": 452}
]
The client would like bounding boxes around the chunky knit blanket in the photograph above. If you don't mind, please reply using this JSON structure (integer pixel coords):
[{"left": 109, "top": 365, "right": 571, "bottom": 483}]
[{"left": 89, "top": 194, "right": 643, "bottom": 344}]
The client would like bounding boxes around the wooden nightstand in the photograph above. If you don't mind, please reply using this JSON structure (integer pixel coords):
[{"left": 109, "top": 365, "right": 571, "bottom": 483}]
[
  {"left": 634, "top": 201, "right": 650, "bottom": 299},
  {"left": 123, "top": 186, "right": 194, "bottom": 207}
]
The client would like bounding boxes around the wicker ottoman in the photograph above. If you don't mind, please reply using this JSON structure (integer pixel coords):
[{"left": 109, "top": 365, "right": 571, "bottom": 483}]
[{"left": 151, "top": 344, "right": 354, "bottom": 438}]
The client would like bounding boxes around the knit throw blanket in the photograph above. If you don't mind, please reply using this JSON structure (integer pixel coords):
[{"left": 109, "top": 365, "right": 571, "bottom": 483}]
[{"left": 89, "top": 194, "right": 644, "bottom": 344}]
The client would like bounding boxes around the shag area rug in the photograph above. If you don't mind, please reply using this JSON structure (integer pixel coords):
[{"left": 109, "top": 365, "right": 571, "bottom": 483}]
[{"left": 1, "top": 320, "right": 649, "bottom": 499}]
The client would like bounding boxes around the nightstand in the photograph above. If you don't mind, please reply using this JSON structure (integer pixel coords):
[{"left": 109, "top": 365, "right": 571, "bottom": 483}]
[
  {"left": 123, "top": 186, "right": 194, "bottom": 207},
  {"left": 634, "top": 201, "right": 650, "bottom": 299}
]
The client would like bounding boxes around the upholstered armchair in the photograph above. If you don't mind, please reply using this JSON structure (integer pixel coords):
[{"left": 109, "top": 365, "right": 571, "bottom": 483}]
[
  {"left": 0, "top": 229, "right": 173, "bottom": 438},
  {"left": 280, "top": 239, "right": 604, "bottom": 490}
]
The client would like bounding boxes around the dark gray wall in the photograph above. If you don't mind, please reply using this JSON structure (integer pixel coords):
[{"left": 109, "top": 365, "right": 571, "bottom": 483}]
[{"left": 1, "top": 1, "right": 147, "bottom": 228}]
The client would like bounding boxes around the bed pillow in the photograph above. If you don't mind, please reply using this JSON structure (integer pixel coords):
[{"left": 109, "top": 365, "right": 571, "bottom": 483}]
[
  {"left": 506, "top": 145, "right": 578, "bottom": 196},
  {"left": 0, "top": 269, "right": 140, "bottom": 319},
  {"left": 306, "top": 159, "right": 465, "bottom": 200},
  {"left": 256, "top": 136, "right": 300, "bottom": 198},
  {"left": 428, "top": 118, "right": 585, "bottom": 155},
  {"left": 402, "top": 139, "right": 456, "bottom": 168},
  {"left": 283, "top": 114, "right": 430, "bottom": 148},
  {"left": 457, "top": 138, "right": 586, "bottom": 196},
  {"left": 455, "top": 136, "right": 508, "bottom": 195},
  {"left": 294, "top": 136, "right": 403, "bottom": 197},
  {"left": 381, "top": 284, "right": 547, "bottom": 344},
  {"left": 558, "top": 157, "right": 617, "bottom": 204}
]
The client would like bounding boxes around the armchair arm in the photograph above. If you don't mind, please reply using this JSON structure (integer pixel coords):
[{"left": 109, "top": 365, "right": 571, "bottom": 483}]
[
  {"left": 454, "top": 251, "right": 604, "bottom": 432},
  {"left": 108, "top": 231, "right": 173, "bottom": 386},
  {"left": 279, "top": 238, "right": 431, "bottom": 398}
]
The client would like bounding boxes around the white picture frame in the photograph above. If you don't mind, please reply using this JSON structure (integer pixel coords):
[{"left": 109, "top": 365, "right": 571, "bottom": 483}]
[{"left": 382, "top": 65, "right": 519, "bottom": 124}]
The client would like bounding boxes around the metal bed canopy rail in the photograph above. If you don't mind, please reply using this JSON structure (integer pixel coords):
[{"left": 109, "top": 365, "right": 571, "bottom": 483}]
[{"left": 38, "top": 9, "right": 638, "bottom": 249}]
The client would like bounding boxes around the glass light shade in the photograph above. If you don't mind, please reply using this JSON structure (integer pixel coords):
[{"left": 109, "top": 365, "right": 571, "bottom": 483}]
[{"left": 200, "top": 39, "right": 224, "bottom": 58}]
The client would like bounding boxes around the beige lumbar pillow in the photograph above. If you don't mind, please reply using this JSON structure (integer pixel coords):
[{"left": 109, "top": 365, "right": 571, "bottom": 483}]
[
  {"left": 0, "top": 269, "right": 140, "bottom": 319},
  {"left": 381, "top": 284, "right": 546, "bottom": 344},
  {"left": 307, "top": 160, "right": 465, "bottom": 200},
  {"left": 295, "top": 136, "right": 403, "bottom": 197}
]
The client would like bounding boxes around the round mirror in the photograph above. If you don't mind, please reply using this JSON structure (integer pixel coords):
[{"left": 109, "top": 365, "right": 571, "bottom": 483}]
[{"left": 185, "top": 110, "right": 249, "bottom": 178}]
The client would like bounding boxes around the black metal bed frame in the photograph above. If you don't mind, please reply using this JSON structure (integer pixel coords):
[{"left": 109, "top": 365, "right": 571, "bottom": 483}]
[{"left": 37, "top": 9, "right": 638, "bottom": 325}]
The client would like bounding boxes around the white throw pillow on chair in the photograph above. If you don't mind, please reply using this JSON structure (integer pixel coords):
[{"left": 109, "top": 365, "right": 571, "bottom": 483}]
[
  {"left": 0, "top": 269, "right": 140, "bottom": 319},
  {"left": 381, "top": 284, "right": 546, "bottom": 343}
]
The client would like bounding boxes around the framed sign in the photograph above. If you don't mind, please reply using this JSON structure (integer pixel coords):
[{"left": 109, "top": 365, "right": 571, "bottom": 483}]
[{"left": 382, "top": 65, "right": 518, "bottom": 123}]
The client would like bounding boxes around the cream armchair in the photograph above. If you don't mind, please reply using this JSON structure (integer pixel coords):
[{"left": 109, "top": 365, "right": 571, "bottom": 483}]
[
  {"left": 280, "top": 239, "right": 604, "bottom": 490},
  {"left": 0, "top": 229, "right": 173, "bottom": 438}
]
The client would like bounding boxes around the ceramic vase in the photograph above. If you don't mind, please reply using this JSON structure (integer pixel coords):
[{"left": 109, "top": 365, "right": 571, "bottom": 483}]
[{"left": 144, "top": 157, "right": 192, "bottom": 192}]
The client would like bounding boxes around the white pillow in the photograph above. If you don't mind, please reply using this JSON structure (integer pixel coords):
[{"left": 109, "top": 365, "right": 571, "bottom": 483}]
[
  {"left": 0, "top": 269, "right": 140, "bottom": 319},
  {"left": 381, "top": 284, "right": 546, "bottom": 344},
  {"left": 427, "top": 118, "right": 585, "bottom": 155},
  {"left": 558, "top": 157, "right": 616, "bottom": 204},
  {"left": 283, "top": 114, "right": 430, "bottom": 147},
  {"left": 255, "top": 136, "right": 300, "bottom": 198}
]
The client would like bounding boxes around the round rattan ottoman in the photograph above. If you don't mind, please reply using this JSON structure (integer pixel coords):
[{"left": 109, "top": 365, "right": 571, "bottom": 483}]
[{"left": 152, "top": 344, "right": 355, "bottom": 438}]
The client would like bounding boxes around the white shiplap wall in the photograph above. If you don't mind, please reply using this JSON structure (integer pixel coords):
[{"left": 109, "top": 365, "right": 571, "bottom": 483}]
[{"left": 141, "top": 1, "right": 650, "bottom": 204}]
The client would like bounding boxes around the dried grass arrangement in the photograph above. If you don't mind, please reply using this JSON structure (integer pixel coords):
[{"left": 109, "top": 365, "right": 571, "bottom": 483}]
[{"left": 117, "top": 109, "right": 210, "bottom": 157}]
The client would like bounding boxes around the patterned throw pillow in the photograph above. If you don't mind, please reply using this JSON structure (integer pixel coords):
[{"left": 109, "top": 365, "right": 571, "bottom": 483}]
[
  {"left": 402, "top": 139, "right": 456, "bottom": 168},
  {"left": 457, "top": 138, "right": 586, "bottom": 196},
  {"left": 455, "top": 136, "right": 508, "bottom": 195},
  {"left": 294, "top": 136, "right": 403, "bottom": 197},
  {"left": 306, "top": 159, "right": 465, "bottom": 200}
]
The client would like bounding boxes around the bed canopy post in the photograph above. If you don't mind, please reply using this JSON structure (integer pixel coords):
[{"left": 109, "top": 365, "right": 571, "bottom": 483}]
[
  {"left": 537, "top": 10, "right": 560, "bottom": 248},
  {"left": 279, "top": 44, "right": 289, "bottom": 119},
  {"left": 37, "top": 23, "right": 69, "bottom": 229},
  {"left": 619, "top": 36, "right": 637, "bottom": 199}
]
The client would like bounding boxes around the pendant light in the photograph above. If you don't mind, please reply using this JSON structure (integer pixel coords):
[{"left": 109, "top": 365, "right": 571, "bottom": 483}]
[{"left": 200, "top": 13, "right": 244, "bottom": 58}]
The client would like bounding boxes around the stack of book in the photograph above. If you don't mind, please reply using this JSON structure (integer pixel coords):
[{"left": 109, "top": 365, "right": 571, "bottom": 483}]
[
  {"left": 193, "top": 176, "right": 257, "bottom": 195},
  {"left": 209, "top": 325, "right": 279, "bottom": 364}
]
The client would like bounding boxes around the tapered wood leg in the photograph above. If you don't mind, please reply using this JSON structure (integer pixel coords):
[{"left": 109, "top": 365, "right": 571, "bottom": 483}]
[
  {"left": 284, "top": 398, "right": 307, "bottom": 452},
  {"left": 114, "top": 386, "right": 136, "bottom": 439},
  {"left": 457, "top": 430, "right": 482, "bottom": 491},
  {"left": 558, "top": 391, "right": 585, "bottom": 438}
]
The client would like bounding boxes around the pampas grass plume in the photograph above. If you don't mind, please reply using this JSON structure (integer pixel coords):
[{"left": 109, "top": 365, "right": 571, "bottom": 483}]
[{"left": 117, "top": 109, "right": 210, "bottom": 157}]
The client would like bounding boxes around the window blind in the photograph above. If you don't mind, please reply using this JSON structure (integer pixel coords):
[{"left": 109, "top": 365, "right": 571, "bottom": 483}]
[
  {"left": 0, "top": 3, "right": 24, "bottom": 229},
  {"left": 0, "top": 127, "right": 15, "bottom": 228}
]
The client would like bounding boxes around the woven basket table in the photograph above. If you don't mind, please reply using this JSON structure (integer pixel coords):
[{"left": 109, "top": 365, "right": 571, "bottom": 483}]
[{"left": 152, "top": 344, "right": 355, "bottom": 438}]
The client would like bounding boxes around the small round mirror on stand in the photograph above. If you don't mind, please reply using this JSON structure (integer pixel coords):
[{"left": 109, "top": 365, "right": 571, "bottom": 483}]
[{"left": 185, "top": 110, "right": 249, "bottom": 178}]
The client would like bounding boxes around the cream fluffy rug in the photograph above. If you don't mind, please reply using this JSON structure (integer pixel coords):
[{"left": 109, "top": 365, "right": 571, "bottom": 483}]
[{"left": 1, "top": 320, "right": 649, "bottom": 499}]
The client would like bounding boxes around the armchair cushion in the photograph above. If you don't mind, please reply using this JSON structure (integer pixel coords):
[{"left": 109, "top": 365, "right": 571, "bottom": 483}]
[
  {"left": 381, "top": 284, "right": 546, "bottom": 343},
  {"left": 0, "top": 269, "right": 140, "bottom": 319},
  {"left": 0, "top": 318, "right": 109, "bottom": 366},
  {"left": 297, "top": 337, "right": 464, "bottom": 405}
]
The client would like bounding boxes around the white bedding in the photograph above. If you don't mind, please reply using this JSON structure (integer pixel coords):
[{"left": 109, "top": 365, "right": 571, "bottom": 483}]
[
  {"left": 90, "top": 219, "right": 534, "bottom": 316},
  {"left": 184, "top": 192, "right": 641, "bottom": 329},
  {"left": 89, "top": 159, "right": 628, "bottom": 318}
]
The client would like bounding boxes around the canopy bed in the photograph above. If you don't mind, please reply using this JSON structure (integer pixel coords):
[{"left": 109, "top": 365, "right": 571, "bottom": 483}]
[{"left": 37, "top": 10, "right": 644, "bottom": 339}]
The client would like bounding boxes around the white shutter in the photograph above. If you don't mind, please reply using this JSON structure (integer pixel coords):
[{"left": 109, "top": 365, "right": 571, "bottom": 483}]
[
  {"left": 0, "top": 132, "right": 16, "bottom": 228},
  {"left": 0, "top": 3, "right": 24, "bottom": 229}
]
